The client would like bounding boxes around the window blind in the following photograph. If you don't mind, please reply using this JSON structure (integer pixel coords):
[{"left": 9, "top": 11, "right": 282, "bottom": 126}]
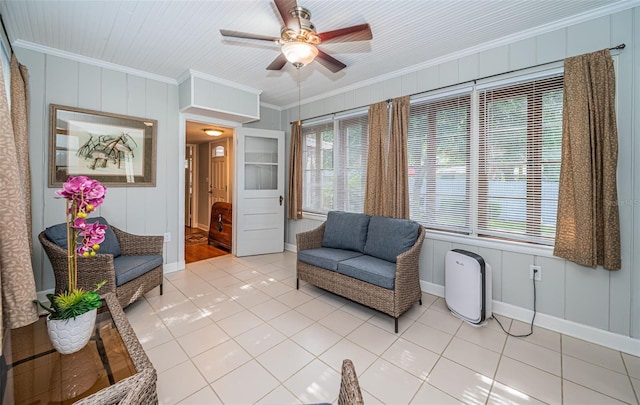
[
  {"left": 478, "top": 75, "right": 563, "bottom": 244},
  {"left": 302, "top": 112, "right": 368, "bottom": 214},
  {"left": 408, "top": 93, "right": 472, "bottom": 233}
]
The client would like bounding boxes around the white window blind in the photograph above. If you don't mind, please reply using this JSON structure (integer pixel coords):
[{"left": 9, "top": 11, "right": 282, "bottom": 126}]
[
  {"left": 302, "top": 112, "right": 368, "bottom": 214},
  {"left": 408, "top": 93, "right": 472, "bottom": 233},
  {"left": 478, "top": 75, "right": 563, "bottom": 244}
]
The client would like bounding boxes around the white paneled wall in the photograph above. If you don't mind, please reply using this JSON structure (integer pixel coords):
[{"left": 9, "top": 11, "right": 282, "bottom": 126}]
[
  {"left": 19, "top": 48, "right": 181, "bottom": 292},
  {"left": 284, "top": 8, "right": 640, "bottom": 341}
]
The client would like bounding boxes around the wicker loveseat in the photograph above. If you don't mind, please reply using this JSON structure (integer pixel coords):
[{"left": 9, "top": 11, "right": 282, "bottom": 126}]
[
  {"left": 39, "top": 217, "right": 164, "bottom": 309},
  {"left": 297, "top": 211, "right": 425, "bottom": 332}
]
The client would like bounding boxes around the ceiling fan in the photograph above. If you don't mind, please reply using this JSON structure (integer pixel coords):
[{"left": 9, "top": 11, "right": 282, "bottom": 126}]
[{"left": 220, "top": 0, "right": 372, "bottom": 73}]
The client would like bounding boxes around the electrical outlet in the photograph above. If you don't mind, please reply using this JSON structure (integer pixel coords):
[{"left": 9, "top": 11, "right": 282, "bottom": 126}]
[
  {"left": 163, "top": 232, "right": 171, "bottom": 243},
  {"left": 529, "top": 265, "right": 542, "bottom": 281}
]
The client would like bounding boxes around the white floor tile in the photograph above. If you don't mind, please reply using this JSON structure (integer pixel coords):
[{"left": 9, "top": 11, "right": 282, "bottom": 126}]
[
  {"left": 427, "top": 358, "right": 492, "bottom": 405},
  {"left": 192, "top": 339, "right": 251, "bottom": 383},
  {"left": 257, "top": 385, "right": 301, "bottom": 404},
  {"left": 249, "top": 298, "right": 292, "bottom": 321},
  {"left": 211, "top": 360, "right": 279, "bottom": 404},
  {"left": 402, "top": 321, "right": 453, "bottom": 355},
  {"left": 317, "top": 308, "right": 365, "bottom": 336},
  {"left": 177, "top": 386, "right": 223, "bottom": 405},
  {"left": 562, "top": 379, "right": 629, "bottom": 405},
  {"left": 256, "top": 339, "right": 314, "bottom": 382},
  {"left": 294, "top": 298, "right": 337, "bottom": 320},
  {"left": 487, "top": 381, "right": 547, "bottom": 405},
  {"left": 503, "top": 336, "right": 561, "bottom": 376},
  {"left": 291, "top": 323, "right": 341, "bottom": 356},
  {"left": 563, "top": 335, "right": 627, "bottom": 373},
  {"left": 319, "top": 339, "right": 377, "bottom": 374},
  {"left": 276, "top": 290, "right": 315, "bottom": 308},
  {"left": 146, "top": 339, "right": 189, "bottom": 373},
  {"left": 283, "top": 359, "right": 341, "bottom": 404},
  {"left": 456, "top": 322, "right": 507, "bottom": 353},
  {"left": 176, "top": 323, "right": 230, "bottom": 358},
  {"left": 268, "top": 310, "right": 314, "bottom": 337},
  {"left": 495, "top": 356, "right": 561, "bottom": 405},
  {"left": 235, "top": 323, "right": 286, "bottom": 357},
  {"left": 161, "top": 309, "right": 213, "bottom": 338},
  {"left": 410, "top": 383, "right": 464, "bottom": 404},
  {"left": 622, "top": 352, "right": 640, "bottom": 379},
  {"left": 382, "top": 338, "right": 440, "bottom": 380},
  {"left": 359, "top": 358, "right": 423, "bottom": 405},
  {"left": 562, "top": 354, "right": 636, "bottom": 403},
  {"left": 509, "top": 320, "right": 561, "bottom": 353},
  {"left": 347, "top": 322, "right": 398, "bottom": 355},
  {"left": 417, "top": 308, "right": 463, "bottom": 335},
  {"left": 443, "top": 337, "right": 500, "bottom": 378},
  {"left": 216, "top": 309, "right": 263, "bottom": 337},
  {"left": 156, "top": 360, "right": 208, "bottom": 404},
  {"left": 203, "top": 299, "right": 244, "bottom": 321}
]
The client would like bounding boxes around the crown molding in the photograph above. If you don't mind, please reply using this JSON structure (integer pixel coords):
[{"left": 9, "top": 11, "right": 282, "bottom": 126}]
[
  {"left": 14, "top": 40, "right": 178, "bottom": 85},
  {"left": 260, "top": 102, "right": 283, "bottom": 111},
  {"left": 282, "top": 0, "right": 640, "bottom": 111}
]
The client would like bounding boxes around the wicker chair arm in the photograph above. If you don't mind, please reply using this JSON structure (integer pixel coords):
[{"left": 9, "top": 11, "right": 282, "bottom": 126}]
[
  {"left": 394, "top": 226, "right": 426, "bottom": 297},
  {"left": 112, "top": 226, "right": 164, "bottom": 256},
  {"left": 338, "top": 359, "right": 364, "bottom": 405},
  {"left": 296, "top": 222, "right": 326, "bottom": 251}
]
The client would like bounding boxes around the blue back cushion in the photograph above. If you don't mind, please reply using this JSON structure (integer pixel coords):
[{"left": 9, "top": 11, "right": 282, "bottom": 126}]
[
  {"left": 45, "top": 216, "right": 121, "bottom": 258},
  {"left": 321, "top": 211, "right": 371, "bottom": 253},
  {"left": 363, "top": 216, "right": 419, "bottom": 263}
]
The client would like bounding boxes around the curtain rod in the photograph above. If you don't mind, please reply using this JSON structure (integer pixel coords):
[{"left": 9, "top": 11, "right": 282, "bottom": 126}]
[
  {"left": 291, "top": 43, "right": 626, "bottom": 125},
  {"left": 0, "top": 14, "right": 13, "bottom": 55}
]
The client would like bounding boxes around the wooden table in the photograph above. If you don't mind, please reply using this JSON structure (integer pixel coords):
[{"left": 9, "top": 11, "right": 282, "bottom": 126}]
[{"left": 1, "top": 293, "right": 157, "bottom": 404}]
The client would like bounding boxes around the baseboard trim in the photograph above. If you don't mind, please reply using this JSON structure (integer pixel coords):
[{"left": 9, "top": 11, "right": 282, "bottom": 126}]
[
  {"left": 163, "top": 261, "right": 184, "bottom": 274},
  {"left": 419, "top": 280, "right": 639, "bottom": 356},
  {"left": 36, "top": 289, "right": 54, "bottom": 304},
  {"left": 285, "top": 243, "right": 296, "bottom": 252}
]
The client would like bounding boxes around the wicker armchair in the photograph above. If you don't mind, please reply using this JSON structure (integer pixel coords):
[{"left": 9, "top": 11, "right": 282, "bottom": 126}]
[
  {"left": 39, "top": 222, "right": 164, "bottom": 309},
  {"left": 338, "top": 359, "right": 364, "bottom": 405}
]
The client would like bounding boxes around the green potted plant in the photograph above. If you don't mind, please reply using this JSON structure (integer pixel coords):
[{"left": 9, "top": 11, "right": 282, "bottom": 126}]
[{"left": 34, "top": 175, "right": 108, "bottom": 354}]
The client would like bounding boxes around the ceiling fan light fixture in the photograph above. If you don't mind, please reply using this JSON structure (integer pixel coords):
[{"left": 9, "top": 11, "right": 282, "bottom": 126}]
[
  {"left": 281, "top": 41, "right": 318, "bottom": 68},
  {"left": 204, "top": 129, "right": 223, "bottom": 136}
]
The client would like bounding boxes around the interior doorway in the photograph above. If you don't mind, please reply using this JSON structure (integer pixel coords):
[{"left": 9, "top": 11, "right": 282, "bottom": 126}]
[{"left": 184, "top": 120, "right": 234, "bottom": 264}]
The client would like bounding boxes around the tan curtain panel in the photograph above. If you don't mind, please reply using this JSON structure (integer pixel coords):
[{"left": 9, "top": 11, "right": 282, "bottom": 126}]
[
  {"left": 554, "top": 49, "right": 621, "bottom": 270},
  {"left": 364, "top": 101, "right": 388, "bottom": 216},
  {"left": 383, "top": 96, "right": 410, "bottom": 219},
  {"left": 287, "top": 121, "right": 303, "bottom": 219},
  {"left": 0, "top": 55, "right": 39, "bottom": 342},
  {"left": 11, "top": 55, "right": 32, "bottom": 253}
]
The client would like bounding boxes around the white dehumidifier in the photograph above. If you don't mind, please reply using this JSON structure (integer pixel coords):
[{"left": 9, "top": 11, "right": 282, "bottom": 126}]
[{"left": 445, "top": 249, "right": 492, "bottom": 326}]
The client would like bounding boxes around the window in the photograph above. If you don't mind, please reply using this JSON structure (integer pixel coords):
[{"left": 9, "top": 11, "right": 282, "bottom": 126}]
[
  {"left": 302, "top": 112, "right": 368, "bottom": 214},
  {"left": 408, "top": 92, "right": 471, "bottom": 233},
  {"left": 408, "top": 73, "right": 564, "bottom": 245}
]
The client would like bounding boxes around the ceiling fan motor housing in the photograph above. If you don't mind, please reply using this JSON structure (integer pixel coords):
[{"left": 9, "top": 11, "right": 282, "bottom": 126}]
[{"left": 280, "top": 7, "right": 320, "bottom": 44}]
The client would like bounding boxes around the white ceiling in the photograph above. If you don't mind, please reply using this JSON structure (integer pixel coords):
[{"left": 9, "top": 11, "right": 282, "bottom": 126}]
[{"left": 0, "top": 0, "right": 633, "bottom": 108}]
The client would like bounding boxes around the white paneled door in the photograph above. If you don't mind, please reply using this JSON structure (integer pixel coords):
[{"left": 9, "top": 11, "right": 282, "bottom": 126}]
[{"left": 235, "top": 127, "right": 285, "bottom": 256}]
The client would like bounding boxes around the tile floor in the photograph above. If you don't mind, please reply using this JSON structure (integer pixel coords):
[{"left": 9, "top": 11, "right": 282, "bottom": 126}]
[{"left": 125, "top": 251, "right": 640, "bottom": 404}]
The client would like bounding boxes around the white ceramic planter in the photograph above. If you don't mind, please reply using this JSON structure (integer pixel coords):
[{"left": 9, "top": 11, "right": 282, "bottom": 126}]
[{"left": 46, "top": 308, "right": 97, "bottom": 355}]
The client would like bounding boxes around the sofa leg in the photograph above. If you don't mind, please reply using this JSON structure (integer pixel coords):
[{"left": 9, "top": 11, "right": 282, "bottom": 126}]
[
  {"left": 160, "top": 283, "right": 163, "bottom": 295},
  {"left": 419, "top": 299, "right": 422, "bottom": 305},
  {"left": 296, "top": 278, "right": 299, "bottom": 290},
  {"left": 394, "top": 318, "right": 399, "bottom": 333}
]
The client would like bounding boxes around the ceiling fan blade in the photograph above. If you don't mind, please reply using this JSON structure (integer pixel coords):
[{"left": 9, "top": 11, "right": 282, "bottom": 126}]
[
  {"left": 318, "top": 23, "right": 373, "bottom": 43},
  {"left": 266, "top": 53, "right": 288, "bottom": 70},
  {"left": 274, "top": 0, "right": 300, "bottom": 31},
  {"left": 220, "top": 29, "right": 279, "bottom": 42},
  {"left": 316, "top": 50, "right": 347, "bottom": 73}
]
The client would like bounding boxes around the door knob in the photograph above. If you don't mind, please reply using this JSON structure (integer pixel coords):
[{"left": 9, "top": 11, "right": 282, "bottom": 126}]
[{"left": 279, "top": 195, "right": 283, "bottom": 206}]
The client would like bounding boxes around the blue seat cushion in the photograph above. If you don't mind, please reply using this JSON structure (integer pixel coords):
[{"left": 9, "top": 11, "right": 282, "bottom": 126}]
[
  {"left": 113, "top": 255, "right": 163, "bottom": 286},
  {"left": 337, "top": 255, "right": 396, "bottom": 290},
  {"left": 322, "top": 211, "right": 371, "bottom": 253},
  {"left": 45, "top": 216, "right": 121, "bottom": 258},
  {"left": 363, "top": 216, "right": 419, "bottom": 263},
  {"left": 298, "top": 248, "right": 363, "bottom": 271}
]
